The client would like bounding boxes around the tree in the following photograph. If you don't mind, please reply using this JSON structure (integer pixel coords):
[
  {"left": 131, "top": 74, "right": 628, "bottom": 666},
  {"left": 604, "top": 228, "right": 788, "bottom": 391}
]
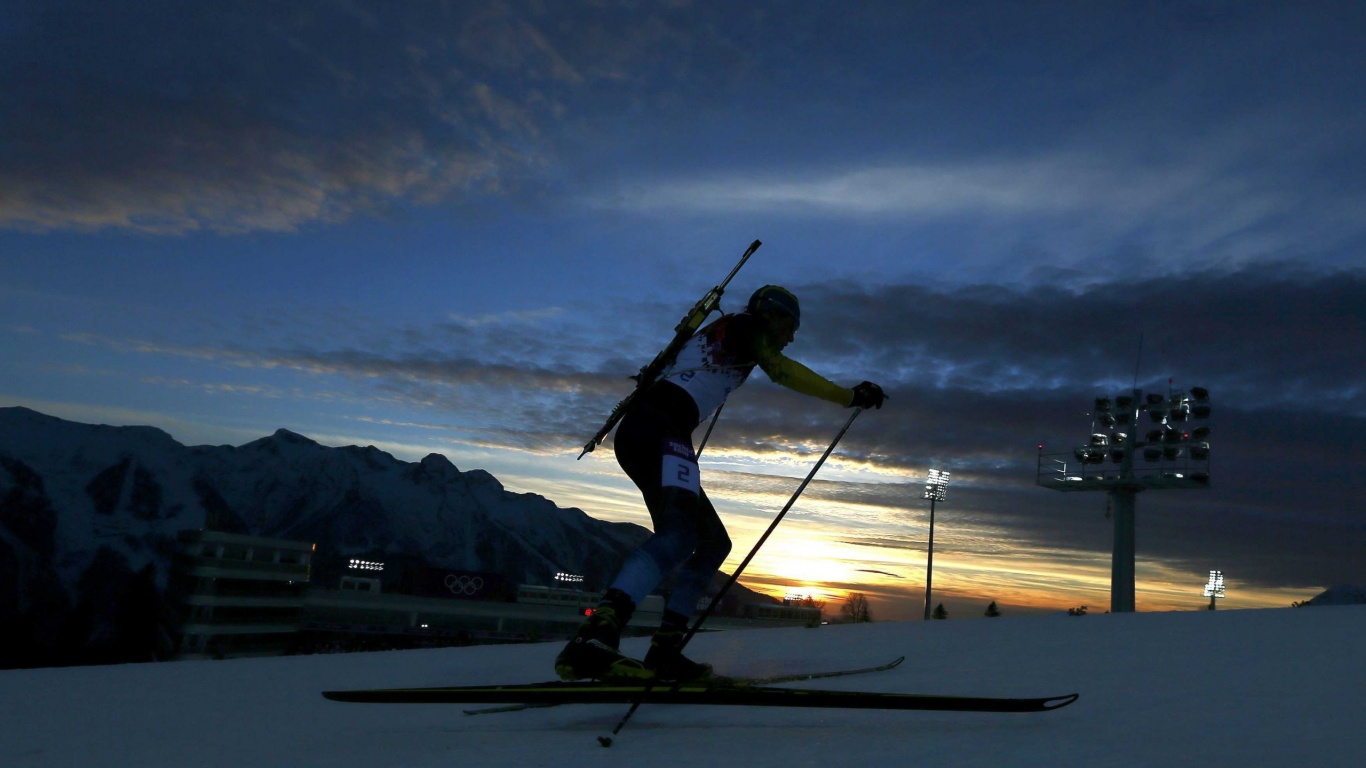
[
  {"left": 841, "top": 592, "right": 873, "bottom": 623},
  {"left": 1068, "top": 605, "right": 1088, "bottom": 616},
  {"left": 932, "top": 602, "right": 948, "bottom": 620},
  {"left": 985, "top": 600, "right": 1001, "bottom": 618}
]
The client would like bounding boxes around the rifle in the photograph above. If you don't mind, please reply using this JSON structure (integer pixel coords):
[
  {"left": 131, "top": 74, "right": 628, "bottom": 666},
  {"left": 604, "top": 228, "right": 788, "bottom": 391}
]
[{"left": 578, "top": 239, "right": 762, "bottom": 459}]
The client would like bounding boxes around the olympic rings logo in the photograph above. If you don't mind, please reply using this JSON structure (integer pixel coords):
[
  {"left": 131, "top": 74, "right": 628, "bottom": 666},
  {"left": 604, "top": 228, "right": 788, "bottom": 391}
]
[{"left": 444, "top": 574, "right": 485, "bottom": 595}]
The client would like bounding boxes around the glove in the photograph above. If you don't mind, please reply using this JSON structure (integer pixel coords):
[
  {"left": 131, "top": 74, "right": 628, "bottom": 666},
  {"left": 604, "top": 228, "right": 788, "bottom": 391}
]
[{"left": 849, "top": 381, "right": 886, "bottom": 410}]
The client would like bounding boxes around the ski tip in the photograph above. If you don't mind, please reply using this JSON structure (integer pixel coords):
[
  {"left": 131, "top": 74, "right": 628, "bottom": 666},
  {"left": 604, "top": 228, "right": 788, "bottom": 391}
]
[
  {"left": 597, "top": 736, "right": 614, "bottom": 748},
  {"left": 1042, "top": 693, "right": 1080, "bottom": 710},
  {"left": 888, "top": 655, "right": 907, "bottom": 668}
]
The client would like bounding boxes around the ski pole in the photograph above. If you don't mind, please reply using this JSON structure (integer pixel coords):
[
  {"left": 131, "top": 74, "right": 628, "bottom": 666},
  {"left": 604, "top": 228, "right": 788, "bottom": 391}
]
[
  {"left": 598, "top": 407, "right": 864, "bottom": 748},
  {"left": 695, "top": 402, "right": 725, "bottom": 457}
]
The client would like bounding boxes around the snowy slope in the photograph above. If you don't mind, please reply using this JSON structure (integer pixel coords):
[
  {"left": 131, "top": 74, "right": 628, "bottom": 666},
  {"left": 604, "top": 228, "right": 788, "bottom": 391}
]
[{"left": 2, "top": 605, "right": 1361, "bottom": 768}]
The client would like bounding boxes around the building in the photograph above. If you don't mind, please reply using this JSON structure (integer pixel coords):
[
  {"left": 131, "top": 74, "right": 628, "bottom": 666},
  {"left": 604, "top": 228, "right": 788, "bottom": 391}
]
[{"left": 171, "top": 530, "right": 314, "bottom": 659}]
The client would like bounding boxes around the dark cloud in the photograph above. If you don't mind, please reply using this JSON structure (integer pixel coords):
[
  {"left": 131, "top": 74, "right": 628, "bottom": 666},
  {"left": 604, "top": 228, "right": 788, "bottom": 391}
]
[
  {"left": 232, "top": 265, "right": 1355, "bottom": 592},
  {"left": 623, "top": 268, "right": 1364, "bottom": 592},
  {"left": 40, "top": 206, "right": 1364, "bottom": 594},
  {"left": 0, "top": 1, "right": 748, "bottom": 233}
]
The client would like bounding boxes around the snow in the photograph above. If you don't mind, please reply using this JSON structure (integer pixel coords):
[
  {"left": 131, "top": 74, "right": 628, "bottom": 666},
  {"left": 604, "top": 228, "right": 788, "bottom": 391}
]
[{"left": 3, "top": 606, "right": 1362, "bottom": 767}]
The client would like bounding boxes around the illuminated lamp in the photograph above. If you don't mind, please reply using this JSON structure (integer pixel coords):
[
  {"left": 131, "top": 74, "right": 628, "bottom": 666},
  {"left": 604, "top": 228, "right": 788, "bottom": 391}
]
[
  {"left": 1094, "top": 397, "right": 1112, "bottom": 413},
  {"left": 1190, "top": 442, "right": 1210, "bottom": 460},
  {"left": 1204, "top": 570, "right": 1226, "bottom": 610}
]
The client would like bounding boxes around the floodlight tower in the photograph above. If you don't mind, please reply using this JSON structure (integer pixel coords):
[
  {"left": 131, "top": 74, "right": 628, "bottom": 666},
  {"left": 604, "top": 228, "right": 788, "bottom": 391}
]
[
  {"left": 922, "top": 469, "right": 950, "bottom": 621},
  {"left": 1204, "top": 570, "right": 1226, "bottom": 610},
  {"left": 1037, "top": 383, "right": 1212, "bottom": 612}
]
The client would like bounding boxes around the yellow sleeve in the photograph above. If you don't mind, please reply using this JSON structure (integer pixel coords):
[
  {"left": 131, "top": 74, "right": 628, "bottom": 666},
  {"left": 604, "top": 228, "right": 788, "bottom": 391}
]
[{"left": 755, "top": 336, "right": 853, "bottom": 407}]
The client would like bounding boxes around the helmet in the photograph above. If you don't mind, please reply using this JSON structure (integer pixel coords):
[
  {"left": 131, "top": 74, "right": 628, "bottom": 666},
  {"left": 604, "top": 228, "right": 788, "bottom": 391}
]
[{"left": 747, "top": 285, "right": 800, "bottom": 328}]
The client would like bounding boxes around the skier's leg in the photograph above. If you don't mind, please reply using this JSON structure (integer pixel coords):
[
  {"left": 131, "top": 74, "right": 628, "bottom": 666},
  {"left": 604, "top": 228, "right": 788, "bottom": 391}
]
[
  {"left": 645, "top": 489, "right": 730, "bottom": 681},
  {"left": 659, "top": 487, "right": 731, "bottom": 616},
  {"left": 557, "top": 409, "right": 697, "bottom": 681},
  {"left": 606, "top": 426, "right": 704, "bottom": 605}
]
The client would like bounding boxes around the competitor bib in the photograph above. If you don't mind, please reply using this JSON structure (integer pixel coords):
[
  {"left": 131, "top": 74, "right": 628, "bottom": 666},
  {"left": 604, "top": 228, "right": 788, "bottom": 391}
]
[{"left": 660, "top": 438, "right": 700, "bottom": 494}]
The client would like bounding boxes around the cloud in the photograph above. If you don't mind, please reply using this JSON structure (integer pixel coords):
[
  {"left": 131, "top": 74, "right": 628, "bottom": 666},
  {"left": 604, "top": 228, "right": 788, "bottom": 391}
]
[
  {"left": 0, "top": 1, "right": 754, "bottom": 234},
  {"left": 41, "top": 263, "right": 1366, "bottom": 591}
]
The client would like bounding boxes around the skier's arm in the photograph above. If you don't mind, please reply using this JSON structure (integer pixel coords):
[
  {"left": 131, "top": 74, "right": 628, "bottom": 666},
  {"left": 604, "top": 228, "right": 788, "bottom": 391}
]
[{"left": 754, "top": 336, "right": 854, "bottom": 406}]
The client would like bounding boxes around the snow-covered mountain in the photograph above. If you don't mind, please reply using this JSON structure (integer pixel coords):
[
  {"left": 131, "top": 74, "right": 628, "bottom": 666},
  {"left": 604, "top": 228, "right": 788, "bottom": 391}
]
[{"left": 0, "top": 407, "right": 651, "bottom": 667}]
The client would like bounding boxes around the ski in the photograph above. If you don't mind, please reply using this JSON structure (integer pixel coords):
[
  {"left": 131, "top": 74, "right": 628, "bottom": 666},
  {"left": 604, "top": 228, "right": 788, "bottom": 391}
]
[
  {"left": 322, "top": 681, "right": 1077, "bottom": 715},
  {"left": 460, "top": 655, "right": 906, "bottom": 716},
  {"left": 578, "top": 239, "right": 762, "bottom": 459}
]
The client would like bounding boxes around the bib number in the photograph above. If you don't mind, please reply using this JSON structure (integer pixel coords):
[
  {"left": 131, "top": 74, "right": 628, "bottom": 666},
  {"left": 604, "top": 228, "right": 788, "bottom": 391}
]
[{"left": 661, "top": 439, "right": 700, "bottom": 494}]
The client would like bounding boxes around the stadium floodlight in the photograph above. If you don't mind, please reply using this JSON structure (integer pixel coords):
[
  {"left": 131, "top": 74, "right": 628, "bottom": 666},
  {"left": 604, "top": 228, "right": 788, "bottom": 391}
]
[
  {"left": 1037, "top": 380, "right": 1212, "bottom": 613},
  {"left": 922, "top": 469, "right": 950, "bottom": 620},
  {"left": 1204, "top": 570, "right": 1226, "bottom": 610},
  {"left": 555, "top": 571, "right": 584, "bottom": 585},
  {"left": 348, "top": 558, "right": 384, "bottom": 571},
  {"left": 924, "top": 469, "right": 949, "bottom": 502}
]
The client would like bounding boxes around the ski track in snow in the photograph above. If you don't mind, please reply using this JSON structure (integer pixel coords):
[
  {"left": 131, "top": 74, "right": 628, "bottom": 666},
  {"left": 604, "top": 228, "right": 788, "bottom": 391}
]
[{"left": 2, "top": 606, "right": 1362, "bottom": 768}]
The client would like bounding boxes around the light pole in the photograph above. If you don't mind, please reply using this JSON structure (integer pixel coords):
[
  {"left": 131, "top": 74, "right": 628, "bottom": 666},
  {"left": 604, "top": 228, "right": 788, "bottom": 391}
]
[
  {"left": 922, "top": 469, "right": 950, "bottom": 621},
  {"left": 1037, "top": 383, "right": 1212, "bottom": 612}
]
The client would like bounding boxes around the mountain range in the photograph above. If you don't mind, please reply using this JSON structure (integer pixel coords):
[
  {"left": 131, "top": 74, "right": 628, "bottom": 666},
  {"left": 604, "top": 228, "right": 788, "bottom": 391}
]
[{"left": 0, "top": 407, "right": 664, "bottom": 667}]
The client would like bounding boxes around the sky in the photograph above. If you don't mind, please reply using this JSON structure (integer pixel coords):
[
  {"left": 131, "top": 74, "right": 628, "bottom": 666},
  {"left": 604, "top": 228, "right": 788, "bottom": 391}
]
[{"left": 3, "top": 1, "right": 1364, "bottom": 621}]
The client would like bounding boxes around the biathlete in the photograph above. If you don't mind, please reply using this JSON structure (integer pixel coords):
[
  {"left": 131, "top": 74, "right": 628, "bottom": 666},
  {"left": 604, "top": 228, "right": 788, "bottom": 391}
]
[{"left": 556, "top": 285, "right": 886, "bottom": 682}]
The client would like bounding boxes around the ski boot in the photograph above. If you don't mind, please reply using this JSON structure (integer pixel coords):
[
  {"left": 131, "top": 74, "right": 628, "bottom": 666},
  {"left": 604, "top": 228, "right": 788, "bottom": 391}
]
[
  {"left": 555, "top": 591, "right": 654, "bottom": 682},
  {"left": 643, "top": 613, "right": 714, "bottom": 683}
]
